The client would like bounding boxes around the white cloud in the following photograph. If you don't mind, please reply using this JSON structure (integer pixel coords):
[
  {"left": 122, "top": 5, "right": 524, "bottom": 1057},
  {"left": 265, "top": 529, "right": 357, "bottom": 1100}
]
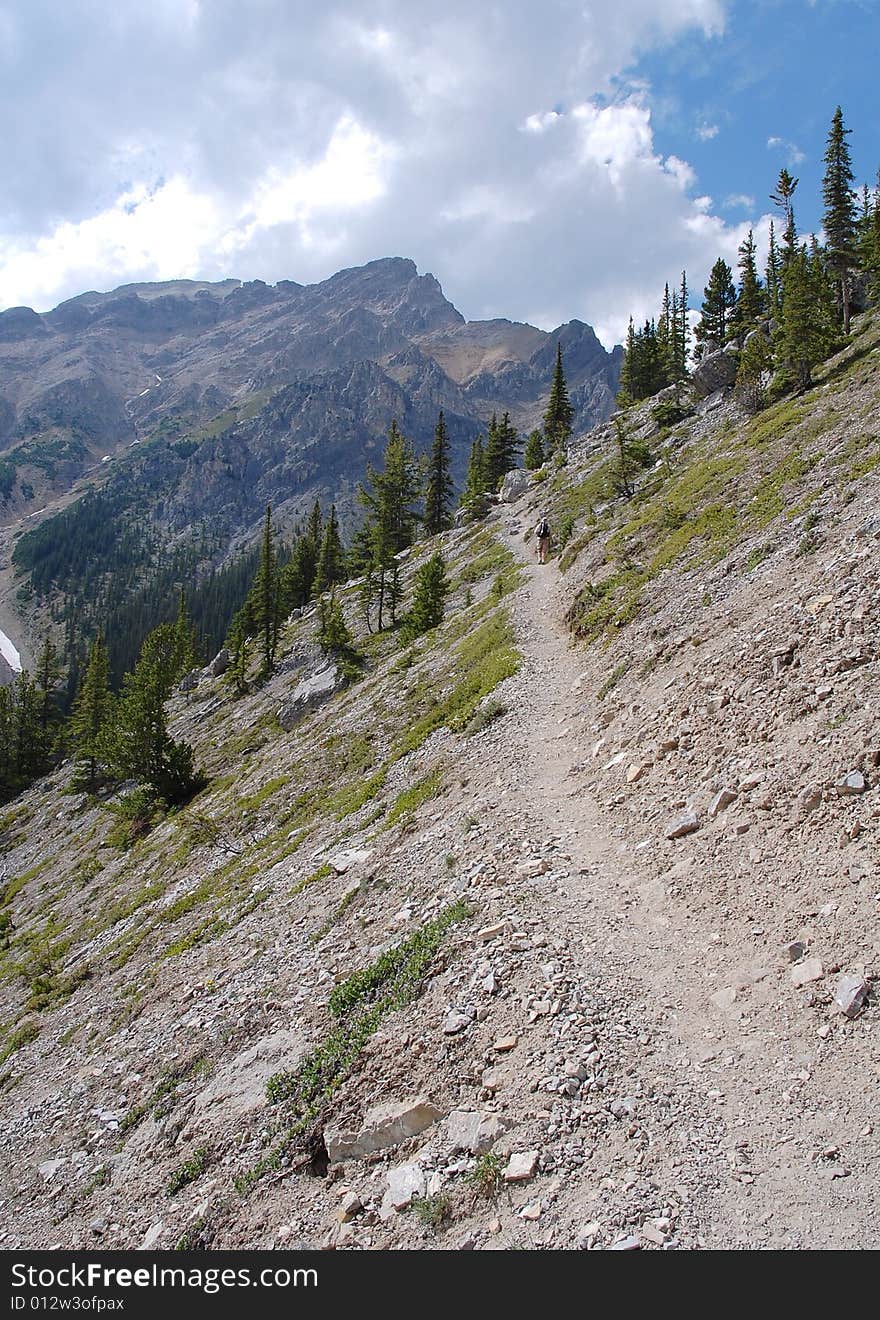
[
  {"left": 767, "top": 135, "right": 806, "bottom": 165},
  {"left": 723, "top": 192, "right": 755, "bottom": 211},
  {"left": 696, "top": 122, "right": 719, "bottom": 140},
  {"left": 0, "top": 0, "right": 741, "bottom": 349}
]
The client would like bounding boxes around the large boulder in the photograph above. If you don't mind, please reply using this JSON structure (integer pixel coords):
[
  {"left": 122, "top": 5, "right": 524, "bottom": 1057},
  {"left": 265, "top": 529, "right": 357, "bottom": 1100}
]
[
  {"left": 277, "top": 663, "right": 344, "bottom": 731},
  {"left": 498, "top": 468, "right": 531, "bottom": 503},
  {"left": 691, "top": 348, "right": 738, "bottom": 399},
  {"left": 324, "top": 1096, "right": 444, "bottom": 1163},
  {"left": 210, "top": 647, "right": 230, "bottom": 677}
]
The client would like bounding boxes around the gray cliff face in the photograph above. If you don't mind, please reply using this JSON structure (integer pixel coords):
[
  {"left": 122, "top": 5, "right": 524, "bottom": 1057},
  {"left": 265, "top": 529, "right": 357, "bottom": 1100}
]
[{"left": 0, "top": 258, "right": 621, "bottom": 548}]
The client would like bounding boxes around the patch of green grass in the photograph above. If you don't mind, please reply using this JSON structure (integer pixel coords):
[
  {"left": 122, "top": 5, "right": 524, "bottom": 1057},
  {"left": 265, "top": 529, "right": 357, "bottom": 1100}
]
[
  {"left": 120, "top": 1054, "right": 210, "bottom": 1133},
  {"left": 383, "top": 768, "right": 445, "bottom": 831},
  {"left": 311, "top": 883, "right": 361, "bottom": 944},
  {"left": 1, "top": 862, "right": 48, "bottom": 907},
  {"left": 745, "top": 398, "right": 804, "bottom": 448},
  {"left": 237, "top": 775, "right": 291, "bottom": 813},
  {"left": 166, "top": 1146, "right": 212, "bottom": 1196},
  {"left": 0, "top": 1019, "right": 39, "bottom": 1064},
  {"left": 264, "top": 901, "right": 470, "bottom": 1138},
  {"left": 290, "top": 862, "right": 333, "bottom": 897}
]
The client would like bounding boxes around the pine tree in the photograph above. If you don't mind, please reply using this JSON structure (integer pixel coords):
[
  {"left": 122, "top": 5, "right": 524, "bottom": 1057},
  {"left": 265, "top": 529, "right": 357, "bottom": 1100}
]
[
  {"left": 173, "top": 588, "right": 198, "bottom": 682},
  {"left": 616, "top": 318, "right": 638, "bottom": 407},
  {"left": 226, "top": 607, "right": 252, "bottom": 696},
  {"left": 609, "top": 417, "right": 652, "bottom": 499},
  {"left": 108, "top": 623, "right": 200, "bottom": 804},
  {"left": 765, "top": 220, "right": 783, "bottom": 319},
  {"left": 317, "top": 589, "right": 360, "bottom": 675},
  {"left": 542, "top": 343, "right": 574, "bottom": 457},
  {"left": 734, "top": 331, "right": 774, "bottom": 413},
  {"left": 524, "top": 430, "right": 545, "bottom": 470},
  {"left": 657, "top": 282, "right": 674, "bottom": 381},
  {"left": 34, "top": 635, "right": 63, "bottom": 742},
  {"left": 771, "top": 168, "right": 799, "bottom": 263},
  {"left": 280, "top": 536, "right": 313, "bottom": 613},
  {"left": 673, "top": 271, "right": 690, "bottom": 380},
  {"left": 483, "top": 411, "right": 521, "bottom": 489},
  {"left": 423, "top": 410, "right": 454, "bottom": 536},
  {"left": 861, "top": 174, "right": 880, "bottom": 303},
  {"left": 314, "top": 505, "right": 346, "bottom": 595},
  {"left": 730, "top": 229, "right": 766, "bottom": 336},
  {"left": 775, "top": 243, "right": 837, "bottom": 392},
  {"left": 68, "top": 632, "right": 113, "bottom": 790},
  {"left": 246, "top": 504, "right": 281, "bottom": 677},
  {"left": 358, "top": 421, "right": 422, "bottom": 631},
  {"left": 460, "top": 436, "right": 487, "bottom": 509},
  {"left": 821, "top": 105, "right": 858, "bottom": 332},
  {"left": 695, "top": 258, "right": 737, "bottom": 350},
  {"left": 401, "top": 552, "right": 449, "bottom": 643}
]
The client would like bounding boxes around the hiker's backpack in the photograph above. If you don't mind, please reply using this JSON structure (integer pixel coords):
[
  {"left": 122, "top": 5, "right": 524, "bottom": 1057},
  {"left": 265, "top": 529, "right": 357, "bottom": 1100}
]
[{"left": 537, "top": 519, "right": 549, "bottom": 539}]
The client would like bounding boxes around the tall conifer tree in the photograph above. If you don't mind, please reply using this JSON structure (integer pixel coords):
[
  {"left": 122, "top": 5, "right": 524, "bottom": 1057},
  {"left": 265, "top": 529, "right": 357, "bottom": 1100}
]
[
  {"left": 821, "top": 105, "right": 858, "bottom": 332},
  {"left": 423, "top": 410, "right": 454, "bottom": 536},
  {"left": 542, "top": 343, "right": 574, "bottom": 457}
]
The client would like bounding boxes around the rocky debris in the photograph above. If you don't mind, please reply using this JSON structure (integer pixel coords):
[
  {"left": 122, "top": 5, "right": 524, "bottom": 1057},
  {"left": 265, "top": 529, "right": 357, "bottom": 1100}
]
[
  {"left": 324, "top": 1096, "right": 444, "bottom": 1163},
  {"left": 665, "top": 810, "right": 699, "bottom": 840},
  {"left": 791, "top": 958, "right": 824, "bottom": 987},
  {"left": 443, "top": 1009, "right": 473, "bottom": 1035},
  {"left": 499, "top": 469, "right": 532, "bottom": 503},
  {"left": 493, "top": 1035, "right": 519, "bottom": 1053},
  {"left": 138, "top": 1222, "right": 165, "bottom": 1251},
  {"left": 836, "top": 770, "right": 866, "bottom": 796},
  {"left": 179, "top": 670, "right": 200, "bottom": 694},
  {"left": 278, "top": 664, "right": 344, "bottom": 731},
  {"left": 504, "top": 1151, "right": 539, "bottom": 1183},
  {"left": 210, "top": 648, "right": 230, "bottom": 677},
  {"left": 444, "top": 1110, "right": 510, "bottom": 1155},
  {"left": 834, "top": 974, "right": 869, "bottom": 1018},
  {"left": 785, "top": 941, "right": 807, "bottom": 963}
]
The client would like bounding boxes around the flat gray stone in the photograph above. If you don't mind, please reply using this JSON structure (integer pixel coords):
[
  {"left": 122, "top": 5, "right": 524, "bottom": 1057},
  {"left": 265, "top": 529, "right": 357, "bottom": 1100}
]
[
  {"left": 325, "top": 1096, "right": 444, "bottom": 1163},
  {"left": 665, "top": 810, "right": 699, "bottom": 840},
  {"left": 834, "top": 973, "right": 869, "bottom": 1018}
]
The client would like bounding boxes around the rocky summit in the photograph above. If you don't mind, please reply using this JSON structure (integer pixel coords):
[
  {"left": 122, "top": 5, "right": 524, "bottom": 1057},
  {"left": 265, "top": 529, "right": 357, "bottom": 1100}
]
[{"left": 0, "top": 306, "right": 877, "bottom": 1252}]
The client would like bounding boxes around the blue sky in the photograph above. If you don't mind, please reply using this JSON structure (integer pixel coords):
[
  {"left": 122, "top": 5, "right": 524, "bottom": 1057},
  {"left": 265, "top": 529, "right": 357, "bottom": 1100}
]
[
  {"left": 0, "top": 0, "right": 876, "bottom": 347},
  {"left": 635, "top": 0, "right": 879, "bottom": 238}
]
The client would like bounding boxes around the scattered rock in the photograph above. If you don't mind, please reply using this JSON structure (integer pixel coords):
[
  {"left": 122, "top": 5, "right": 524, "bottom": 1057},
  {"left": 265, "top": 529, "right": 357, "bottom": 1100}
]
[
  {"left": 382, "top": 1163, "right": 425, "bottom": 1214},
  {"left": 499, "top": 469, "right": 532, "bottom": 503},
  {"left": 609, "top": 1235, "right": 642, "bottom": 1251},
  {"left": 336, "top": 1192, "right": 363, "bottom": 1223},
  {"left": 493, "top": 1035, "right": 519, "bottom": 1053},
  {"left": 138, "top": 1221, "right": 165, "bottom": 1251},
  {"left": 791, "top": 957, "right": 824, "bottom": 987},
  {"left": 445, "top": 1110, "right": 510, "bottom": 1155},
  {"left": 709, "top": 788, "right": 737, "bottom": 818},
  {"left": 836, "top": 771, "right": 866, "bottom": 796},
  {"left": 326, "top": 848, "right": 373, "bottom": 875},
  {"left": 834, "top": 974, "right": 869, "bottom": 1018},
  {"left": 784, "top": 940, "right": 807, "bottom": 963},
  {"left": 665, "top": 810, "right": 699, "bottom": 840},
  {"left": 504, "top": 1151, "right": 539, "bottom": 1183},
  {"left": 443, "top": 1010, "right": 473, "bottom": 1035}
]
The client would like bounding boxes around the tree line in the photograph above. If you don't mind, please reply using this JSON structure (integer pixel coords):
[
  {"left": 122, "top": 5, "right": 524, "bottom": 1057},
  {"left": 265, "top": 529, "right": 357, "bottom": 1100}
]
[{"left": 618, "top": 106, "right": 880, "bottom": 409}]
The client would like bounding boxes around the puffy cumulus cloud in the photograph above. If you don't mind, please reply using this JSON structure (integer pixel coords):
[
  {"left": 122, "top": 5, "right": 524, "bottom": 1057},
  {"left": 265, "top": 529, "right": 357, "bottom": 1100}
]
[{"left": 1, "top": 0, "right": 744, "bottom": 346}]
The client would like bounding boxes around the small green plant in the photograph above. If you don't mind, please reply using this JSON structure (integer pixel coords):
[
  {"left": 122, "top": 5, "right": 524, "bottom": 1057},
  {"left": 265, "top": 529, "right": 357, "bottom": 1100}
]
[
  {"left": 466, "top": 1151, "right": 504, "bottom": 1199},
  {"left": 413, "top": 1194, "right": 451, "bottom": 1230},
  {"left": 105, "top": 788, "right": 165, "bottom": 850},
  {"left": 464, "top": 698, "right": 507, "bottom": 737},
  {"left": 167, "top": 1146, "right": 212, "bottom": 1196},
  {"left": 557, "top": 514, "right": 575, "bottom": 550},
  {"left": 597, "top": 661, "right": 628, "bottom": 702},
  {"left": 0, "top": 1019, "right": 39, "bottom": 1064}
]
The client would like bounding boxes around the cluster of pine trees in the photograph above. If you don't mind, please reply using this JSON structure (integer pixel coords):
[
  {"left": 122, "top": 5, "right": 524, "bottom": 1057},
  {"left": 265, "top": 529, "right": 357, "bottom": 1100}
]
[
  {"left": 0, "top": 598, "right": 200, "bottom": 808},
  {"left": 619, "top": 107, "right": 880, "bottom": 409},
  {"left": 463, "top": 342, "right": 576, "bottom": 497}
]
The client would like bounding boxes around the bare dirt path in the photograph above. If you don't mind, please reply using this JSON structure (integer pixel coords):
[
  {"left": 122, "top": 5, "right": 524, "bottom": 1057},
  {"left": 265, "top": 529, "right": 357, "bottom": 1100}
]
[{"left": 487, "top": 505, "right": 876, "bottom": 1249}]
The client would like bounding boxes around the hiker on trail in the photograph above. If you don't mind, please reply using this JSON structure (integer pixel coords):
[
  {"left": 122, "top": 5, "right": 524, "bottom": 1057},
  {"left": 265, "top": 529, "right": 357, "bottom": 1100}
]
[{"left": 535, "top": 514, "right": 552, "bottom": 564}]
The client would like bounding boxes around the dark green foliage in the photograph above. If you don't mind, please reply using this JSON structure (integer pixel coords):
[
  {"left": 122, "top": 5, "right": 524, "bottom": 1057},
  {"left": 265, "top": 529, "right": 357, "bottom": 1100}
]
[
  {"left": 483, "top": 411, "right": 520, "bottom": 489},
  {"left": 735, "top": 332, "right": 774, "bottom": 413},
  {"left": 313, "top": 505, "right": 347, "bottom": 595},
  {"left": 68, "top": 632, "right": 114, "bottom": 790},
  {"left": 731, "top": 229, "right": 766, "bottom": 335},
  {"left": 695, "top": 258, "right": 737, "bottom": 349},
  {"left": 775, "top": 244, "right": 839, "bottom": 392},
  {"left": 524, "top": 430, "right": 545, "bottom": 470},
  {"left": 0, "top": 672, "right": 55, "bottom": 803},
  {"left": 317, "top": 590, "right": 361, "bottom": 677},
  {"left": 542, "top": 343, "right": 574, "bottom": 457},
  {"left": 358, "top": 422, "right": 422, "bottom": 631},
  {"left": 246, "top": 505, "right": 282, "bottom": 678},
  {"left": 423, "top": 410, "right": 454, "bottom": 535},
  {"left": 107, "top": 623, "right": 201, "bottom": 805},
  {"left": 400, "top": 552, "right": 448, "bottom": 643},
  {"left": 822, "top": 106, "right": 858, "bottom": 332},
  {"left": 765, "top": 220, "right": 783, "bottom": 319},
  {"left": 609, "top": 417, "right": 653, "bottom": 499},
  {"left": 460, "top": 435, "right": 487, "bottom": 510},
  {"left": 771, "top": 168, "right": 799, "bottom": 262}
]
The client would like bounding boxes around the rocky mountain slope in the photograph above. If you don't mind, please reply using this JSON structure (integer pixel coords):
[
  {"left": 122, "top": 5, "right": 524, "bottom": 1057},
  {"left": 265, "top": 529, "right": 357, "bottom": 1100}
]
[{"left": 0, "top": 311, "right": 877, "bottom": 1251}]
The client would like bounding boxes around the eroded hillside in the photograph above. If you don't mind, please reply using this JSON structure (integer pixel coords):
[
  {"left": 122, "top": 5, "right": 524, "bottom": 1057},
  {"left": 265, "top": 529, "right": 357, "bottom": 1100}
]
[{"left": 0, "top": 313, "right": 877, "bottom": 1250}]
